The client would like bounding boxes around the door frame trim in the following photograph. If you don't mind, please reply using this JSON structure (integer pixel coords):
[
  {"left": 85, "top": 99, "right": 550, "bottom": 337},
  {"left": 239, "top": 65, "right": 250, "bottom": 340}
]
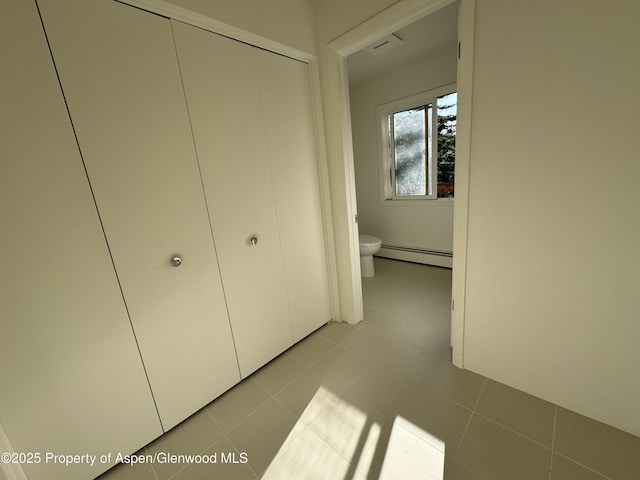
[{"left": 324, "top": 0, "right": 475, "bottom": 366}]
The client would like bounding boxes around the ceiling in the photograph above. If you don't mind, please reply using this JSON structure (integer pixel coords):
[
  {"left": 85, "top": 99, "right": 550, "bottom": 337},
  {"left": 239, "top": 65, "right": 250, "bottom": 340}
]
[{"left": 346, "top": 2, "right": 458, "bottom": 85}]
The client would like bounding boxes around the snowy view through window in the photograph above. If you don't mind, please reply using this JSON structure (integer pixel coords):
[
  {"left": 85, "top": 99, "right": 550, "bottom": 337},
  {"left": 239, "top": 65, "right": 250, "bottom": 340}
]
[{"left": 391, "top": 92, "right": 456, "bottom": 198}]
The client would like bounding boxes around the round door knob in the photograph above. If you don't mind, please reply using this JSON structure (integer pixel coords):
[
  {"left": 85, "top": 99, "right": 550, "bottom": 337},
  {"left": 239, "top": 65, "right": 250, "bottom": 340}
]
[
  {"left": 170, "top": 256, "right": 182, "bottom": 267},
  {"left": 249, "top": 236, "right": 258, "bottom": 246}
]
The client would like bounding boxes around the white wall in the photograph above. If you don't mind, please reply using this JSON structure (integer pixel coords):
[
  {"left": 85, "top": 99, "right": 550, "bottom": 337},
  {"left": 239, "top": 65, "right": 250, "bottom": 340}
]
[
  {"left": 350, "top": 44, "right": 457, "bottom": 264},
  {"left": 317, "top": 0, "right": 399, "bottom": 44},
  {"left": 464, "top": 0, "right": 640, "bottom": 436},
  {"left": 163, "top": 0, "right": 318, "bottom": 54}
]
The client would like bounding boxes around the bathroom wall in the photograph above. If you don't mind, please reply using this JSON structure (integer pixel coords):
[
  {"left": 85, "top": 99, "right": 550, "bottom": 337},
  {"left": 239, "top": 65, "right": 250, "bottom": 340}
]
[{"left": 349, "top": 43, "right": 457, "bottom": 266}]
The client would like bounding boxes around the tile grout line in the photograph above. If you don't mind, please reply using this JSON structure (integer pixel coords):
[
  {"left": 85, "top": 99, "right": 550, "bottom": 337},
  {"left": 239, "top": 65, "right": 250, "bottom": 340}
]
[
  {"left": 549, "top": 405, "right": 558, "bottom": 479},
  {"left": 143, "top": 445, "right": 160, "bottom": 480},
  {"left": 205, "top": 404, "right": 260, "bottom": 479},
  {"left": 471, "top": 411, "right": 554, "bottom": 452},
  {"left": 551, "top": 453, "right": 614, "bottom": 480},
  {"left": 450, "top": 377, "right": 487, "bottom": 465},
  {"left": 161, "top": 409, "right": 249, "bottom": 480}
]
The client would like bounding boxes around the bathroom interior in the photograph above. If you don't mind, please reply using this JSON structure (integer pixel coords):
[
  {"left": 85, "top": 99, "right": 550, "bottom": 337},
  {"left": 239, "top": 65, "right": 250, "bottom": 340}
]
[{"left": 350, "top": 3, "right": 458, "bottom": 281}]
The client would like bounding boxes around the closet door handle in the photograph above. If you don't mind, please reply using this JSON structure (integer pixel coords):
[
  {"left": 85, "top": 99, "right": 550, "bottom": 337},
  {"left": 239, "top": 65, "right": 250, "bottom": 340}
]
[
  {"left": 170, "top": 256, "right": 182, "bottom": 267},
  {"left": 249, "top": 236, "right": 258, "bottom": 246}
]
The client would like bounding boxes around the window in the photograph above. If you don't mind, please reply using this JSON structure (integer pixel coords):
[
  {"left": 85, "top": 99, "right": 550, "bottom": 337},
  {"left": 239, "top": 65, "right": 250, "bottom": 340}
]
[{"left": 377, "top": 85, "right": 457, "bottom": 201}]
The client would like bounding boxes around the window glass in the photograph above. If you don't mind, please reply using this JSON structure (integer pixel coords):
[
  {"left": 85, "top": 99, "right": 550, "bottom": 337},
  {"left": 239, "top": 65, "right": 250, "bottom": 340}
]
[
  {"left": 436, "top": 92, "right": 457, "bottom": 198},
  {"left": 377, "top": 84, "right": 456, "bottom": 202},
  {"left": 391, "top": 105, "right": 431, "bottom": 196}
]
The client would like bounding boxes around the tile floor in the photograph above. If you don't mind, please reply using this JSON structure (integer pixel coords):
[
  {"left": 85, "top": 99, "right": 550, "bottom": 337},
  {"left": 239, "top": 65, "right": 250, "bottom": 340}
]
[{"left": 98, "top": 258, "right": 640, "bottom": 480}]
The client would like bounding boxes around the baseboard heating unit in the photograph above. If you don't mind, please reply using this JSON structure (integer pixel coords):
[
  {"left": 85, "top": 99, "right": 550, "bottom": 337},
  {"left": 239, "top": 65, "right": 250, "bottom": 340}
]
[{"left": 377, "top": 244, "right": 453, "bottom": 268}]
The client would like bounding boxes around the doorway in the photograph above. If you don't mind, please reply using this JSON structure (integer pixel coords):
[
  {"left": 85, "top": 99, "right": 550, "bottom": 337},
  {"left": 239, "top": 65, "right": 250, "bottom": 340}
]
[{"left": 324, "top": 0, "right": 475, "bottom": 368}]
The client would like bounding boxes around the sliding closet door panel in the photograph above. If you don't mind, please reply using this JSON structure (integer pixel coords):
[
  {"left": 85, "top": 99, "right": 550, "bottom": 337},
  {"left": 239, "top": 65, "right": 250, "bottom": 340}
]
[
  {"left": 255, "top": 51, "right": 333, "bottom": 341},
  {"left": 172, "top": 21, "right": 293, "bottom": 377},
  {"left": 0, "top": 2, "right": 161, "bottom": 479},
  {"left": 37, "top": 0, "right": 240, "bottom": 430}
]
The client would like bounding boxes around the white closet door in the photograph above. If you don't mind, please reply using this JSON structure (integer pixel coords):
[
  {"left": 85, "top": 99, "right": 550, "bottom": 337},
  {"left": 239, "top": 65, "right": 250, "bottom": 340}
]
[
  {"left": 0, "top": 2, "right": 162, "bottom": 480},
  {"left": 172, "top": 21, "right": 293, "bottom": 377},
  {"left": 37, "top": 0, "right": 240, "bottom": 430},
  {"left": 254, "top": 50, "right": 333, "bottom": 342}
]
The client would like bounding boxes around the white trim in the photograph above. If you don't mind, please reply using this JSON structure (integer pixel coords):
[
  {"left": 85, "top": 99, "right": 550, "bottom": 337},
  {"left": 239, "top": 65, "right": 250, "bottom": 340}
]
[
  {"left": 307, "top": 61, "right": 342, "bottom": 323},
  {"left": 451, "top": 0, "right": 475, "bottom": 368},
  {"left": 336, "top": 52, "right": 364, "bottom": 324},
  {"left": 316, "top": 47, "right": 364, "bottom": 324}
]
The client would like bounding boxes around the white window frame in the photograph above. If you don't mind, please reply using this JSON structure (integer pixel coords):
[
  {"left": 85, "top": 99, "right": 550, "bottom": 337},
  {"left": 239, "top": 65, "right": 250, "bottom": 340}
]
[{"left": 376, "top": 83, "right": 456, "bottom": 204}]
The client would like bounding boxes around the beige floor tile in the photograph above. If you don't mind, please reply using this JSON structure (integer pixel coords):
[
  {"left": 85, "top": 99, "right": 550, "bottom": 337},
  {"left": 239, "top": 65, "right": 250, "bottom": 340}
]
[
  {"left": 227, "top": 398, "right": 297, "bottom": 476},
  {"left": 311, "top": 345, "right": 371, "bottom": 391},
  {"left": 455, "top": 415, "right": 551, "bottom": 480},
  {"left": 206, "top": 378, "right": 271, "bottom": 433},
  {"left": 420, "top": 357, "right": 486, "bottom": 409},
  {"left": 250, "top": 352, "right": 307, "bottom": 395},
  {"left": 429, "top": 340, "right": 453, "bottom": 362},
  {"left": 285, "top": 333, "right": 337, "bottom": 367},
  {"left": 354, "top": 418, "right": 396, "bottom": 479},
  {"left": 391, "top": 294, "right": 448, "bottom": 324},
  {"left": 444, "top": 455, "right": 454, "bottom": 478},
  {"left": 96, "top": 459, "right": 156, "bottom": 480},
  {"left": 362, "top": 303, "right": 383, "bottom": 322},
  {"left": 169, "top": 437, "right": 256, "bottom": 480},
  {"left": 304, "top": 388, "right": 372, "bottom": 461},
  {"left": 338, "top": 389, "right": 393, "bottom": 432},
  {"left": 339, "top": 327, "right": 390, "bottom": 361},
  {"left": 316, "top": 320, "right": 360, "bottom": 344},
  {"left": 446, "top": 461, "right": 486, "bottom": 480},
  {"left": 554, "top": 407, "right": 640, "bottom": 479},
  {"left": 344, "top": 363, "right": 414, "bottom": 415},
  {"left": 414, "top": 306, "right": 452, "bottom": 326},
  {"left": 393, "top": 321, "right": 451, "bottom": 358},
  {"left": 378, "top": 416, "right": 446, "bottom": 480},
  {"left": 328, "top": 392, "right": 393, "bottom": 479},
  {"left": 360, "top": 310, "right": 415, "bottom": 338},
  {"left": 550, "top": 454, "right": 609, "bottom": 480},
  {"left": 361, "top": 291, "right": 391, "bottom": 321},
  {"left": 372, "top": 340, "right": 439, "bottom": 383},
  {"left": 475, "top": 379, "right": 556, "bottom": 447},
  {"left": 274, "top": 370, "right": 341, "bottom": 417},
  {"left": 146, "top": 408, "right": 225, "bottom": 480},
  {"left": 395, "top": 383, "right": 472, "bottom": 454},
  {"left": 261, "top": 424, "right": 366, "bottom": 480}
]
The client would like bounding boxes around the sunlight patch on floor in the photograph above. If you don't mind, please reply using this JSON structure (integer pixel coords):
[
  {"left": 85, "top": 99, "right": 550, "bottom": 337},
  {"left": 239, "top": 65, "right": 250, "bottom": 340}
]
[
  {"left": 262, "top": 387, "right": 444, "bottom": 479},
  {"left": 379, "top": 416, "right": 445, "bottom": 480}
]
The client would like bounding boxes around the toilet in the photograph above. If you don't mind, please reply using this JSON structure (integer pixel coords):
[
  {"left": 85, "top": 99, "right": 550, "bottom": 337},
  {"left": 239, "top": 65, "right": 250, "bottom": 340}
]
[{"left": 359, "top": 234, "right": 382, "bottom": 278}]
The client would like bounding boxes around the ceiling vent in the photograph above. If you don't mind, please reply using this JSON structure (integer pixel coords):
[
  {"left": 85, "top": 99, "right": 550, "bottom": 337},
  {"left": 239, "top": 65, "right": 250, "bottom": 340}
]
[{"left": 364, "top": 33, "right": 402, "bottom": 55}]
